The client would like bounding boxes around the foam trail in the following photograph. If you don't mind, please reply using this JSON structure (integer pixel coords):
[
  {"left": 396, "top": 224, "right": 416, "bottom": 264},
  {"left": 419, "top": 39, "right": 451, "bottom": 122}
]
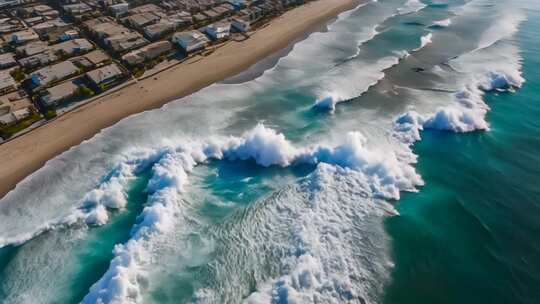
[
  {"left": 396, "top": 0, "right": 427, "bottom": 16},
  {"left": 314, "top": 53, "right": 407, "bottom": 111}
]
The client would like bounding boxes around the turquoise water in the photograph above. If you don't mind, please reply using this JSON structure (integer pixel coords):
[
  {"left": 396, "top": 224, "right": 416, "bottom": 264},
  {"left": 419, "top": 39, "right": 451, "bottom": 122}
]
[
  {"left": 0, "top": 0, "right": 539, "bottom": 303},
  {"left": 385, "top": 8, "right": 540, "bottom": 304}
]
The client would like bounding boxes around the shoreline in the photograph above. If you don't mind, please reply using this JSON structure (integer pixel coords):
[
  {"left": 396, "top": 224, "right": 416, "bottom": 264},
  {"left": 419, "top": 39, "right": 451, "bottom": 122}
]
[{"left": 0, "top": 0, "right": 362, "bottom": 199}]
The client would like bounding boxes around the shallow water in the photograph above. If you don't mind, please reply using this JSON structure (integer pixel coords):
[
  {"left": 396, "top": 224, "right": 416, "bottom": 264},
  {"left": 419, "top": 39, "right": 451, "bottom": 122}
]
[{"left": 0, "top": 0, "right": 538, "bottom": 303}]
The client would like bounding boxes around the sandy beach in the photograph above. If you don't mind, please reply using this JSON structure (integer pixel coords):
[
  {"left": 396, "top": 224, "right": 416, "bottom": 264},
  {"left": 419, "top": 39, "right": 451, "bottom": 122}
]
[{"left": 0, "top": 0, "right": 360, "bottom": 198}]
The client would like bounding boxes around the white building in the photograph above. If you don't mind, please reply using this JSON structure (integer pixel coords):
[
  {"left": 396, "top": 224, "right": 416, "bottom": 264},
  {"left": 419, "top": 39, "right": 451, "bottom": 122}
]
[
  {"left": 205, "top": 22, "right": 231, "bottom": 40},
  {"left": 172, "top": 30, "right": 209, "bottom": 53}
]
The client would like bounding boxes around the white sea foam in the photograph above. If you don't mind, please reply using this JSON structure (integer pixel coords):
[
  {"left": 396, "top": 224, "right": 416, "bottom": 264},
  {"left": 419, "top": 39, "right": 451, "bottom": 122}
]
[
  {"left": 394, "top": 13, "right": 526, "bottom": 141},
  {"left": 314, "top": 55, "right": 404, "bottom": 111},
  {"left": 431, "top": 18, "right": 452, "bottom": 28},
  {"left": 242, "top": 164, "right": 399, "bottom": 304},
  {"left": 413, "top": 33, "right": 433, "bottom": 52},
  {"left": 476, "top": 8, "right": 526, "bottom": 51},
  {"left": 83, "top": 122, "right": 424, "bottom": 303},
  {"left": 396, "top": 0, "right": 427, "bottom": 16}
]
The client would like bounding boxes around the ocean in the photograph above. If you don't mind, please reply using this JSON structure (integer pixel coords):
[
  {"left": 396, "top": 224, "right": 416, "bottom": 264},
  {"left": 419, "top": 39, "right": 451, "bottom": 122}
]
[{"left": 0, "top": 0, "right": 538, "bottom": 303}]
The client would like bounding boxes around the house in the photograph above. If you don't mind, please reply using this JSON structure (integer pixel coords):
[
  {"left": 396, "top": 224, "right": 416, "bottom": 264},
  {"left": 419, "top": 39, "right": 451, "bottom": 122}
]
[
  {"left": 104, "top": 31, "right": 148, "bottom": 53},
  {"left": 40, "top": 80, "right": 78, "bottom": 107},
  {"left": 231, "top": 17, "right": 251, "bottom": 33},
  {"left": 109, "top": 2, "right": 129, "bottom": 17},
  {"left": 83, "top": 49, "right": 110, "bottom": 66},
  {"left": 167, "top": 11, "right": 193, "bottom": 28},
  {"left": 172, "top": 30, "right": 209, "bottom": 53},
  {"left": 193, "top": 13, "right": 209, "bottom": 24},
  {"left": 32, "top": 19, "right": 71, "bottom": 37},
  {"left": 0, "top": 71, "right": 16, "bottom": 95},
  {"left": 204, "top": 22, "right": 231, "bottom": 40},
  {"left": 201, "top": 9, "right": 220, "bottom": 21},
  {"left": 0, "top": 53, "right": 17, "bottom": 69},
  {"left": 127, "top": 12, "right": 161, "bottom": 30},
  {"left": 52, "top": 38, "right": 94, "bottom": 57},
  {"left": 0, "top": 17, "right": 25, "bottom": 34},
  {"left": 144, "top": 21, "right": 175, "bottom": 40},
  {"left": 121, "top": 41, "right": 172, "bottom": 66},
  {"left": 62, "top": 3, "right": 92, "bottom": 17},
  {"left": 86, "top": 63, "right": 123, "bottom": 87},
  {"left": 16, "top": 40, "right": 48, "bottom": 57},
  {"left": 129, "top": 3, "right": 163, "bottom": 14},
  {"left": 24, "top": 16, "right": 44, "bottom": 26},
  {"left": 18, "top": 51, "right": 58, "bottom": 69},
  {"left": 240, "top": 6, "right": 264, "bottom": 22},
  {"left": 0, "top": 108, "right": 31, "bottom": 126},
  {"left": 30, "top": 60, "right": 79, "bottom": 87},
  {"left": 11, "top": 29, "right": 40, "bottom": 44},
  {"left": 59, "top": 29, "right": 79, "bottom": 41}
]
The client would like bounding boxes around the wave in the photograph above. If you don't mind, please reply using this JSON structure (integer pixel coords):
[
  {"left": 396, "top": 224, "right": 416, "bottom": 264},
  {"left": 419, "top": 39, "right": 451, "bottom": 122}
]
[
  {"left": 430, "top": 18, "right": 452, "bottom": 28},
  {"left": 81, "top": 123, "right": 423, "bottom": 303},
  {"left": 396, "top": 0, "right": 427, "bottom": 16},
  {"left": 413, "top": 32, "right": 433, "bottom": 52},
  {"left": 394, "top": 62, "right": 524, "bottom": 142},
  {"left": 314, "top": 52, "right": 408, "bottom": 111}
]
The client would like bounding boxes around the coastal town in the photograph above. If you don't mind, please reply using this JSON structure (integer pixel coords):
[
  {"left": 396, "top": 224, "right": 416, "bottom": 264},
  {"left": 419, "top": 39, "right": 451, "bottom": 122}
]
[{"left": 0, "top": 0, "right": 310, "bottom": 142}]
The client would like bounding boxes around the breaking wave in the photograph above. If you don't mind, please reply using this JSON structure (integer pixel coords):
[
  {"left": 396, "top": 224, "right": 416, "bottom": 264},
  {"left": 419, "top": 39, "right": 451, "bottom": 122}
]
[
  {"left": 81, "top": 123, "right": 423, "bottom": 303},
  {"left": 394, "top": 47, "right": 524, "bottom": 142},
  {"left": 413, "top": 33, "right": 433, "bottom": 52}
]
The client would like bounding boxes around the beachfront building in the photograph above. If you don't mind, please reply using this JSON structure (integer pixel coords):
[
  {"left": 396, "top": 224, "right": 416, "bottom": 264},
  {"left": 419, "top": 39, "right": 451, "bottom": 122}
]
[
  {"left": 122, "top": 41, "right": 172, "bottom": 66},
  {"left": 231, "top": 17, "right": 251, "bottom": 33},
  {"left": 86, "top": 63, "right": 123, "bottom": 87},
  {"left": 0, "top": 107, "right": 31, "bottom": 126},
  {"left": 171, "top": 30, "right": 209, "bottom": 53},
  {"left": 204, "top": 22, "right": 231, "bottom": 40},
  {"left": 40, "top": 80, "right": 78, "bottom": 107},
  {"left": 30, "top": 60, "right": 79, "bottom": 87}
]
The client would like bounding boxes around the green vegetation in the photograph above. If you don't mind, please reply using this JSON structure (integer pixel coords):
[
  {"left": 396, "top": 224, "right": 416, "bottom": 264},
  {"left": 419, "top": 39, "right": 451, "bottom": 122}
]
[
  {"left": 10, "top": 68, "right": 25, "bottom": 82},
  {"left": 132, "top": 67, "right": 145, "bottom": 78},
  {"left": 0, "top": 110, "right": 42, "bottom": 139},
  {"left": 74, "top": 85, "right": 95, "bottom": 97},
  {"left": 44, "top": 109, "right": 57, "bottom": 120}
]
